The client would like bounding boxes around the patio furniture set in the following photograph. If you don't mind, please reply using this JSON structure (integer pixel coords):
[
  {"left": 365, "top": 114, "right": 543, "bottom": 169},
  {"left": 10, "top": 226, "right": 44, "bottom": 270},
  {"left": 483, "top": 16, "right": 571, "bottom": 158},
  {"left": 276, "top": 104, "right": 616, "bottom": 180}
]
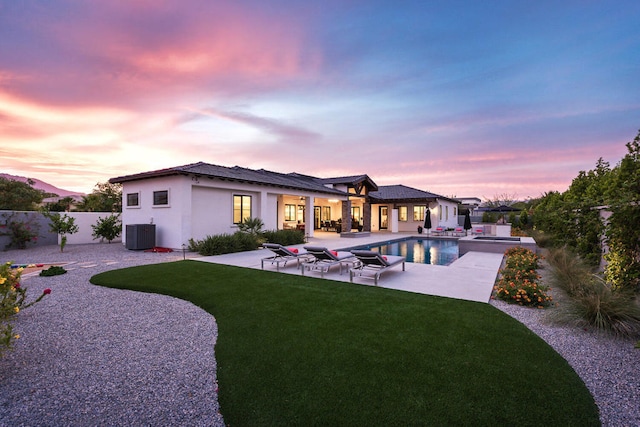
[{"left": 261, "top": 243, "right": 405, "bottom": 286}]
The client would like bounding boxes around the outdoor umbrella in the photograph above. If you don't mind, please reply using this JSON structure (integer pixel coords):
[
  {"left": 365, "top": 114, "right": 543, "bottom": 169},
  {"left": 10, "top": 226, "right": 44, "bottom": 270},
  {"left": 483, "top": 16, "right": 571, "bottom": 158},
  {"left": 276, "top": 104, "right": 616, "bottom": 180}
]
[
  {"left": 424, "top": 208, "right": 432, "bottom": 234},
  {"left": 463, "top": 211, "right": 472, "bottom": 235}
]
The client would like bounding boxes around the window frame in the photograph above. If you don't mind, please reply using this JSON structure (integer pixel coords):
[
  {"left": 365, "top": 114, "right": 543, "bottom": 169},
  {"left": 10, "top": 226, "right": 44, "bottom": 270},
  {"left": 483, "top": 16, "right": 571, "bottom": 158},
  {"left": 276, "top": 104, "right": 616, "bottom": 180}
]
[
  {"left": 284, "top": 204, "right": 296, "bottom": 221},
  {"left": 152, "top": 190, "right": 169, "bottom": 207},
  {"left": 413, "top": 205, "right": 426, "bottom": 222},
  {"left": 126, "top": 192, "right": 140, "bottom": 208},
  {"left": 398, "top": 206, "right": 408, "bottom": 222},
  {"left": 233, "top": 195, "right": 252, "bottom": 224}
]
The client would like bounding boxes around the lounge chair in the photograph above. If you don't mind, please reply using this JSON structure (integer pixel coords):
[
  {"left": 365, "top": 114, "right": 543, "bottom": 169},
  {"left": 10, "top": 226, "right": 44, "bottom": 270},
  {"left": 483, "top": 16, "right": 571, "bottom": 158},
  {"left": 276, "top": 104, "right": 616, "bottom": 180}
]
[
  {"left": 472, "top": 227, "right": 484, "bottom": 236},
  {"left": 261, "top": 243, "right": 313, "bottom": 271},
  {"left": 433, "top": 227, "right": 446, "bottom": 236},
  {"left": 452, "top": 227, "right": 465, "bottom": 237},
  {"left": 301, "top": 246, "right": 358, "bottom": 277},
  {"left": 349, "top": 250, "right": 406, "bottom": 286}
]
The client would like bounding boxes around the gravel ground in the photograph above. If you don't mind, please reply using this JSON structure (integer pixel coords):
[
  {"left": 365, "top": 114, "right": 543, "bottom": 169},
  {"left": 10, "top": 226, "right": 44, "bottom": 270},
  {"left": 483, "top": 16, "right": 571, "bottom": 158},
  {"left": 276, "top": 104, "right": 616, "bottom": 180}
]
[
  {"left": 0, "top": 243, "right": 224, "bottom": 427},
  {"left": 491, "top": 295, "right": 640, "bottom": 427},
  {"left": 1, "top": 243, "right": 638, "bottom": 426}
]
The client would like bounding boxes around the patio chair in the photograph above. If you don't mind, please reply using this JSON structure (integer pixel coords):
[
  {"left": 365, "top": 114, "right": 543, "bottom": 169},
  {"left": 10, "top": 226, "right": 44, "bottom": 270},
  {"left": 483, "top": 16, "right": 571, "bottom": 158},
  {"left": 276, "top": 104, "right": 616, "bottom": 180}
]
[
  {"left": 301, "top": 246, "right": 358, "bottom": 277},
  {"left": 261, "top": 243, "right": 313, "bottom": 272},
  {"left": 433, "top": 227, "right": 446, "bottom": 236},
  {"left": 452, "top": 227, "right": 465, "bottom": 237},
  {"left": 472, "top": 227, "right": 485, "bottom": 236},
  {"left": 349, "top": 250, "right": 406, "bottom": 286}
]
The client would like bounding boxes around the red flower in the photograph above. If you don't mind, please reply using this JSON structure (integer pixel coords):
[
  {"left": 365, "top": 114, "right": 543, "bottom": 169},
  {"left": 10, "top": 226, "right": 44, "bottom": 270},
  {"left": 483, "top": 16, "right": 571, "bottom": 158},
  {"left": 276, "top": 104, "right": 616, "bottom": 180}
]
[
  {"left": 43, "top": 288, "right": 51, "bottom": 295},
  {"left": 15, "top": 283, "right": 20, "bottom": 289}
]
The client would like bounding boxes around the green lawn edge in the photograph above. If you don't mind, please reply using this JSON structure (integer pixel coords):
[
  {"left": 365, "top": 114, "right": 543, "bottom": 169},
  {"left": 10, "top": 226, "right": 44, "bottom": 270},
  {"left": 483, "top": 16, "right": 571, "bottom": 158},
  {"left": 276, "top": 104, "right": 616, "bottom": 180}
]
[{"left": 91, "top": 260, "right": 600, "bottom": 426}]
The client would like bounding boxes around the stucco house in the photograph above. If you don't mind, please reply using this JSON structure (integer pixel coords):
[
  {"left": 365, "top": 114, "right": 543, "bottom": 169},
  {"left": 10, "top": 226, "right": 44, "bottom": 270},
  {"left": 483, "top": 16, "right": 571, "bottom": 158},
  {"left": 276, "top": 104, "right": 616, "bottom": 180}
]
[{"left": 110, "top": 162, "right": 460, "bottom": 249}]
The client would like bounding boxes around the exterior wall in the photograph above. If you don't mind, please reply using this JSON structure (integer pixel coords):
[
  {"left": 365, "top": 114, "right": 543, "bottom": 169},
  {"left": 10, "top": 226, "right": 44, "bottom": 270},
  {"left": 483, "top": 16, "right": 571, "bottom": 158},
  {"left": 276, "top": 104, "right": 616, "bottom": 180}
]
[
  {"left": 64, "top": 212, "right": 123, "bottom": 245},
  {"left": 0, "top": 210, "right": 57, "bottom": 248},
  {"left": 120, "top": 175, "right": 191, "bottom": 249},
  {"left": 434, "top": 199, "right": 459, "bottom": 229},
  {"left": 120, "top": 175, "right": 347, "bottom": 249},
  {"left": 1, "top": 210, "right": 121, "bottom": 248}
]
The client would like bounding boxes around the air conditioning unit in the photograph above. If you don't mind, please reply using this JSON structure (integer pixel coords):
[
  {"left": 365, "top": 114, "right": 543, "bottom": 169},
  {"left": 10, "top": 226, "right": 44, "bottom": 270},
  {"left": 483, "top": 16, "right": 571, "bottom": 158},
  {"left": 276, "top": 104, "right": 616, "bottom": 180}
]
[{"left": 125, "top": 224, "right": 156, "bottom": 250}]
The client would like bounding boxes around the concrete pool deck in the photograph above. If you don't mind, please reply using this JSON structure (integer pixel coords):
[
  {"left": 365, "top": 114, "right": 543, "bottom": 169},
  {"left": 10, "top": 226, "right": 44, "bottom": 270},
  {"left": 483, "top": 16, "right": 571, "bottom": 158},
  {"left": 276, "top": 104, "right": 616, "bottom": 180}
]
[{"left": 196, "top": 231, "right": 505, "bottom": 303}]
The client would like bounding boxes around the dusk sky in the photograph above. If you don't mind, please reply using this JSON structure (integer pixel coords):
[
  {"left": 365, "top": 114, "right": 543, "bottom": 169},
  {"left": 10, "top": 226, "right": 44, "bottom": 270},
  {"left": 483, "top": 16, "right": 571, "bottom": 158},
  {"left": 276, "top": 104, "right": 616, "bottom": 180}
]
[{"left": 1, "top": 1, "right": 639, "bottom": 200}]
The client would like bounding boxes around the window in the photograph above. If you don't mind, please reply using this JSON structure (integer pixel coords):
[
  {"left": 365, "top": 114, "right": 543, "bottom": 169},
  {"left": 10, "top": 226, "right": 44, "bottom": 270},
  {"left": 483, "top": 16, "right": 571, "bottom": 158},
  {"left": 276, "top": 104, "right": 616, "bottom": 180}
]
[
  {"left": 454, "top": 207, "right": 457, "bottom": 217},
  {"left": 413, "top": 205, "right": 426, "bottom": 221},
  {"left": 322, "top": 206, "right": 331, "bottom": 221},
  {"left": 234, "top": 195, "right": 252, "bottom": 224},
  {"left": 284, "top": 204, "right": 296, "bottom": 221},
  {"left": 126, "top": 193, "right": 139, "bottom": 207},
  {"left": 439, "top": 205, "right": 442, "bottom": 220},
  {"left": 399, "top": 206, "right": 408, "bottom": 222},
  {"left": 446, "top": 206, "right": 449, "bottom": 221},
  {"left": 351, "top": 206, "right": 361, "bottom": 223},
  {"left": 153, "top": 190, "right": 169, "bottom": 206}
]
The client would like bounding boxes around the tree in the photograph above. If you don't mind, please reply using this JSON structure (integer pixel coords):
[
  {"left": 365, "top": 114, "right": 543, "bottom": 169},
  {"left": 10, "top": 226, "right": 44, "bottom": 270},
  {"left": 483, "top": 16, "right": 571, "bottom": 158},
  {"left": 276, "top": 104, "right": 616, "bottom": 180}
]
[
  {"left": 483, "top": 193, "right": 519, "bottom": 208},
  {"left": 42, "top": 211, "right": 79, "bottom": 252},
  {"left": 91, "top": 214, "right": 122, "bottom": 243},
  {"left": 76, "top": 182, "right": 122, "bottom": 212},
  {"left": 604, "top": 130, "right": 640, "bottom": 292},
  {"left": 0, "top": 177, "right": 46, "bottom": 211}
]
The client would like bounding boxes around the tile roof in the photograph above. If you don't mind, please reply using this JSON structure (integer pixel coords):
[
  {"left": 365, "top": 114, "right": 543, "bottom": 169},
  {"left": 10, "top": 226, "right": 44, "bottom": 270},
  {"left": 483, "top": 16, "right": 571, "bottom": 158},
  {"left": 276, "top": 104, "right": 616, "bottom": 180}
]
[
  {"left": 109, "top": 162, "right": 347, "bottom": 196},
  {"left": 369, "top": 185, "right": 458, "bottom": 203}
]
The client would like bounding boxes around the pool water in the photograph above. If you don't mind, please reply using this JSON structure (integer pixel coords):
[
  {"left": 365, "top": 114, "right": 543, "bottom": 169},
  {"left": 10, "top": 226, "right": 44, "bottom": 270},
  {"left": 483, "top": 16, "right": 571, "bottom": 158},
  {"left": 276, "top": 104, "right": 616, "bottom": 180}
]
[{"left": 347, "top": 238, "right": 459, "bottom": 265}]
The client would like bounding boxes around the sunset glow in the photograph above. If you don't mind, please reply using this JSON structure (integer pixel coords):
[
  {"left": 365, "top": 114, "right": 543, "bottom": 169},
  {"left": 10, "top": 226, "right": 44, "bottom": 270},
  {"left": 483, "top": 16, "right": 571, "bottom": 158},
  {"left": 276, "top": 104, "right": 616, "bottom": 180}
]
[{"left": 1, "top": 1, "right": 638, "bottom": 198}]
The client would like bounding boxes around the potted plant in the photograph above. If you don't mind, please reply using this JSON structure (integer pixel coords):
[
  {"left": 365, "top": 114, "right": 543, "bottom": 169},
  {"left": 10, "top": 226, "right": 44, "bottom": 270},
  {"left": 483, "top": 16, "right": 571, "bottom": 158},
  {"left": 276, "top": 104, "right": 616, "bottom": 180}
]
[{"left": 417, "top": 225, "right": 423, "bottom": 234}]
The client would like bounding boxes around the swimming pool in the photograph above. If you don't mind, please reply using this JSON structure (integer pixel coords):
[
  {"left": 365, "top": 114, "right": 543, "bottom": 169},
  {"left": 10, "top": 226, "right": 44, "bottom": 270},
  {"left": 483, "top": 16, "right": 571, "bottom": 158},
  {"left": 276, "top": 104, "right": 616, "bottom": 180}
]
[{"left": 346, "top": 238, "right": 459, "bottom": 265}]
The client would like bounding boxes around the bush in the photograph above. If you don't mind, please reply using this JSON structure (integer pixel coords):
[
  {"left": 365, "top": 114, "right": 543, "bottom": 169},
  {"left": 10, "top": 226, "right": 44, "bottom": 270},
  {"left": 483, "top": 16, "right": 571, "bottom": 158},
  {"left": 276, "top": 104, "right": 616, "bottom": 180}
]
[
  {"left": 91, "top": 214, "right": 122, "bottom": 243},
  {"left": 493, "top": 247, "right": 553, "bottom": 308},
  {"left": 237, "top": 217, "right": 264, "bottom": 235},
  {"left": 529, "top": 229, "right": 554, "bottom": 249},
  {"left": 546, "top": 246, "right": 640, "bottom": 338},
  {"left": 261, "top": 229, "right": 305, "bottom": 246},
  {"left": 189, "top": 232, "right": 261, "bottom": 256},
  {"left": 0, "top": 212, "right": 39, "bottom": 249},
  {"left": 39, "top": 266, "right": 67, "bottom": 277}
]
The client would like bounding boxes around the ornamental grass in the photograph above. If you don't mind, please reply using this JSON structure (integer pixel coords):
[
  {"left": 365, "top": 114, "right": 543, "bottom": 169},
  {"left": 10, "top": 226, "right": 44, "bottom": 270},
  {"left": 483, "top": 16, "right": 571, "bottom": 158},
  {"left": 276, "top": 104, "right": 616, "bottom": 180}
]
[{"left": 545, "top": 246, "right": 640, "bottom": 338}]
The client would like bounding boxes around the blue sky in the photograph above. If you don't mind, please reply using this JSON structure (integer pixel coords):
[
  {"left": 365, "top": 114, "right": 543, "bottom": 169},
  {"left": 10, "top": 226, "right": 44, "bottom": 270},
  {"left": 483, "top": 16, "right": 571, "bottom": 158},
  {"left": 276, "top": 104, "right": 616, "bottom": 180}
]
[{"left": 0, "top": 0, "right": 638, "bottom": 199}]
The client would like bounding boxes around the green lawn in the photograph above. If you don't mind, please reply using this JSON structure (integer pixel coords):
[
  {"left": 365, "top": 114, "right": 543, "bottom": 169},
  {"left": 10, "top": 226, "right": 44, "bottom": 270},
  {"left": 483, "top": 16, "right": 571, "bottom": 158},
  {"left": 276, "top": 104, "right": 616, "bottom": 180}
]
[{"left": 91, "top": 260, "right": 600, "bottom": 426}]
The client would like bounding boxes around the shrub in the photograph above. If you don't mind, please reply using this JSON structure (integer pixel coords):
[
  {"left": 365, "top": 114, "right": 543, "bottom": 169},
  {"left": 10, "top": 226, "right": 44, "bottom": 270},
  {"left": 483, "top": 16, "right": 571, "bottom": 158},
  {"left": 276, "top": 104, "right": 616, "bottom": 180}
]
[
  {"left": 529, "top": 229, "right": 554, "bottom": 249},
  {"left": 39, "top": 266, "right": 67, "bottom": 277},
  {"left": 494, "top": 247, "right": 553, "bottom": 308},
  {"left": 261, "top": 229, "right": 305, "bottom": 246},
  {"left": 0, "top": 212, "right": 39, "bottom": 249},
  {"left": 1, "top": 261, "right": 51, "bottom": 356},
  {"left": 91, "top": 214, "right": 122, "bottom": 243},
  {"left": 237, "top": 217, "right": 264, "bottom": 235},
  {"left": 42, "top": 211, "right": 79, "bottom": 252},
  {"left": 189, "top": 231, "right": 261, "bottom": 256},
  {"left": 546, "top": 246, "right": 640, "bottom": 338}
]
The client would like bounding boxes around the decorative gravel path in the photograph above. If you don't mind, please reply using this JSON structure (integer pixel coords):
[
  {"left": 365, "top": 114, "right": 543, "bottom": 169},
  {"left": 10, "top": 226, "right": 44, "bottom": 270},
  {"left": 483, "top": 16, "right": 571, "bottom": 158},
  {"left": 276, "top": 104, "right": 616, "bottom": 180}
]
[
  {"left": 0, "top": 243, "right": 224, "bottom": 426},
  {"left": 1, "top": 243, "right": 638, "bottom": 426}
]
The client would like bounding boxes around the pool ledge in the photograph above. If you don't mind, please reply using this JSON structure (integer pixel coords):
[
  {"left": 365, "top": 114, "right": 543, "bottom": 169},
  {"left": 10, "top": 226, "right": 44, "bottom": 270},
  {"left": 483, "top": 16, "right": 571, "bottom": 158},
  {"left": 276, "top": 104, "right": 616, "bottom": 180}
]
[{"left": 458, "top": 235, "right": 537, "bottom": 255}]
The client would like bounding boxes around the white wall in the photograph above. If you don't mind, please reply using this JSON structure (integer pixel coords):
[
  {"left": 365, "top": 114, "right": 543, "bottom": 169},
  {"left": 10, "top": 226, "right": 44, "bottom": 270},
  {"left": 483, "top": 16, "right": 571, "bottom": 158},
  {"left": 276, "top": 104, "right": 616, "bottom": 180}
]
[
  {"left": 61, "top": 212, "right": 122, "bottom": 245},
  {"left": 120, "top": 175, "right": 348, "bottom": 249}
]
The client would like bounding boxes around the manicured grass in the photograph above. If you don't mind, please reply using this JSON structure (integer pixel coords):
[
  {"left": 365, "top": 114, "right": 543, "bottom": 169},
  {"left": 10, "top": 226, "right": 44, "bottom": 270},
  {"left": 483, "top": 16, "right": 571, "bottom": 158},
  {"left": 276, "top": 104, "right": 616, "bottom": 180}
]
[{"left": 91, "top": 261, "right": 600, "bottom": 426}]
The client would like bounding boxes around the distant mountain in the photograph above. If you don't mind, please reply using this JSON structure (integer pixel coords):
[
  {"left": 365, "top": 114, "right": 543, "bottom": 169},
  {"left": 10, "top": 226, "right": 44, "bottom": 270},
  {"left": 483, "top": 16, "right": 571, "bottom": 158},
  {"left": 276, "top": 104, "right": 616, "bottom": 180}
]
[{"left": 0, "top": 173, "right": 85, "bottom": 197}]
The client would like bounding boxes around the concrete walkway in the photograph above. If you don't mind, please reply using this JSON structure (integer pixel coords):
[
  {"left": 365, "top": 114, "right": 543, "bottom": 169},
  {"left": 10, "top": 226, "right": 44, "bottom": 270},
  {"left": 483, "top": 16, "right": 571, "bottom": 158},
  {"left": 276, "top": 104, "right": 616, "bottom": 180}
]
[{"left": 196, "top": 232, "right": 504, "bottom": 303}]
